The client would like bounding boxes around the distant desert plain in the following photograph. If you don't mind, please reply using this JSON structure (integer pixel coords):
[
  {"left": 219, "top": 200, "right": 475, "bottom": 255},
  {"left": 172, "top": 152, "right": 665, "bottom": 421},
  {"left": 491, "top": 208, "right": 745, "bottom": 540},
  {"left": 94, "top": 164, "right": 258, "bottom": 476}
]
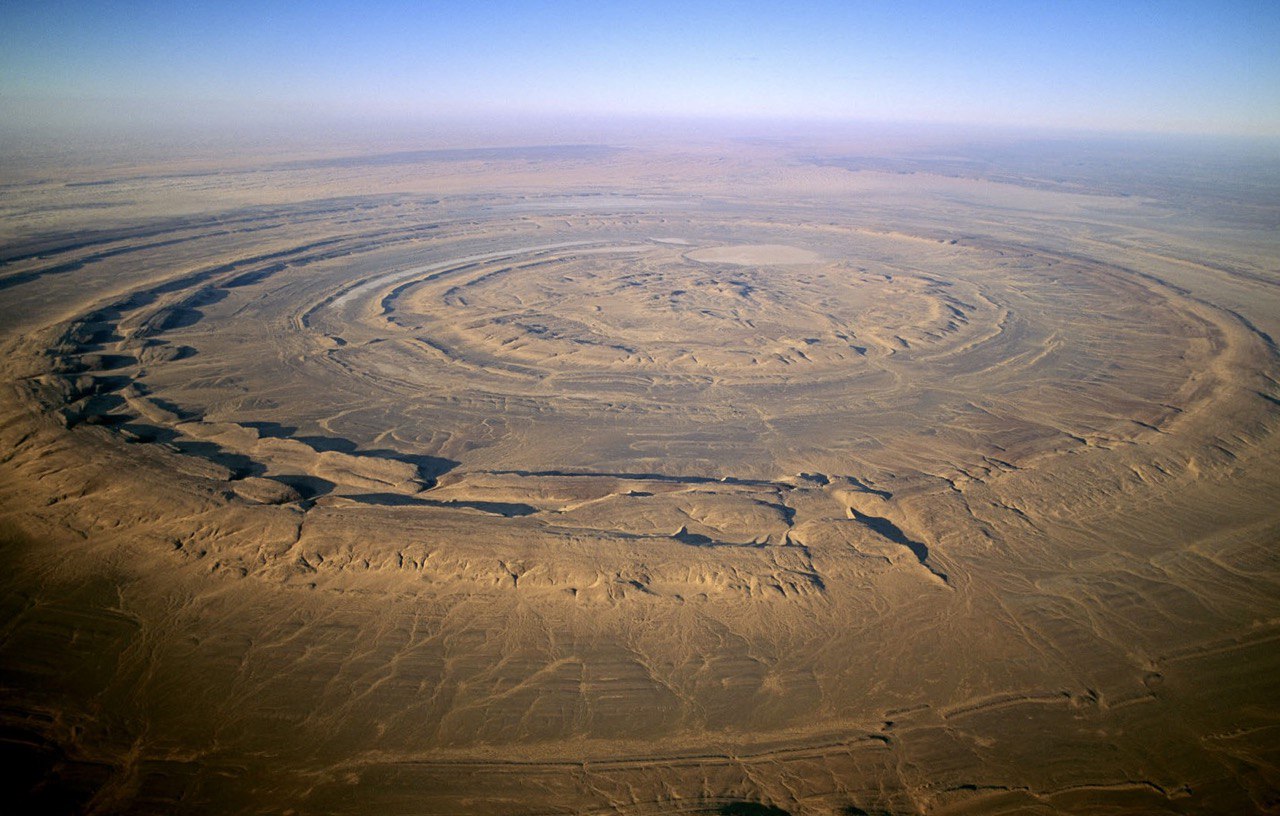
[{"left": 1, "top": 129, "right": 1278, "bottom": 814}]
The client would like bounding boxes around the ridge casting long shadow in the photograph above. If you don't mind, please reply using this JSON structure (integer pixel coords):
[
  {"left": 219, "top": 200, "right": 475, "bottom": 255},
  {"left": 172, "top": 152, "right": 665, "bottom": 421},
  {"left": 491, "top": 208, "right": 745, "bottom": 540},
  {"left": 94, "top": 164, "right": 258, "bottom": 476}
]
[
  {"left": 241, "top": 422, "right": 460, "bottom": 486},
  {"left": 347, "top": 494, "right": 536, "bottom": 516},
  {"left": 848, "top": 507, "right": 948, "bottom": 583}
]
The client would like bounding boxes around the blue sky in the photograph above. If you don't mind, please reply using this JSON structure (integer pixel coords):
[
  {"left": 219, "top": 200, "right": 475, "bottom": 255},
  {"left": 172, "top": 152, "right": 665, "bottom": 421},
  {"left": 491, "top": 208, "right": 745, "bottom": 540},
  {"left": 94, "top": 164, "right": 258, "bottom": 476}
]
[{"left": 2, "top": 0, "right": 1278, "bottom": 136}]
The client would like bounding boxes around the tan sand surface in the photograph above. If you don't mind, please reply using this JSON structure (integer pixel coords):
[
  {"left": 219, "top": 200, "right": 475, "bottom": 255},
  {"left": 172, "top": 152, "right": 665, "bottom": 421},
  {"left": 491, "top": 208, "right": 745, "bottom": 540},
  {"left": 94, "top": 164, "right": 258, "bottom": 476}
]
[{"left": 685, "top": 244, "right": 824, "bottom": 265}]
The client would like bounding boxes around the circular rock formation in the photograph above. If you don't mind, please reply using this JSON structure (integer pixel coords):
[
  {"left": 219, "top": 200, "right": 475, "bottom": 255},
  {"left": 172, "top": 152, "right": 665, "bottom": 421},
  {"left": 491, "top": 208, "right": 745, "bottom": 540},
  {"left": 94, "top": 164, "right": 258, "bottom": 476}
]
[
  {"left": 60, "top": 209, "right": 1239, "bottom": 496},
  {"left": 3, "top": 177, "right": 1279, "bottom": 815}
]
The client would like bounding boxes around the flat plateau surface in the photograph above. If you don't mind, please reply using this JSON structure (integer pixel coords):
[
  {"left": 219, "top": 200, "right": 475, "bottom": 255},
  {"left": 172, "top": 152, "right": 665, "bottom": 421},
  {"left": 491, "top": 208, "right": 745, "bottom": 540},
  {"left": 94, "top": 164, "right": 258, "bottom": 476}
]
[{"left": 1, "top": 137, "right": 1278, "bottom": 814}]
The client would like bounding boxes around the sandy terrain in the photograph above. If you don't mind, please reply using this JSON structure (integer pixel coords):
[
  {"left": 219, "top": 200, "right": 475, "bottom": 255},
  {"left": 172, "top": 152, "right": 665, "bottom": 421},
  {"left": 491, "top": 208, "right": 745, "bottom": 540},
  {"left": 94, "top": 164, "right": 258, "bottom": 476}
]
[{"left": 1, "top": 135, "right": 1278, "bottom": 814}]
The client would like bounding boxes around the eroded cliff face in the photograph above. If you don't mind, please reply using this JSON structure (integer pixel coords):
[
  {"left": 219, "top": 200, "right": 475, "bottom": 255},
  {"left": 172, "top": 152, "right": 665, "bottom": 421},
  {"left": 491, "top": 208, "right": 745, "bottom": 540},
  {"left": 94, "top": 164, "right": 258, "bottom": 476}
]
[{"left": 2, "top": 141, "right": 1279, "bottom": 815}]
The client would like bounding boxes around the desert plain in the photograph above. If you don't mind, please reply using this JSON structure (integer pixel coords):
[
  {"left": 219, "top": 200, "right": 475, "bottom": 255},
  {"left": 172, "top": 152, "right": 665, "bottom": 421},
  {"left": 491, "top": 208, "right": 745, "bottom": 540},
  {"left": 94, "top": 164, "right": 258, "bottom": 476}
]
[{"left": 1, "top": 130, "right": 1278, "bottom": 814}]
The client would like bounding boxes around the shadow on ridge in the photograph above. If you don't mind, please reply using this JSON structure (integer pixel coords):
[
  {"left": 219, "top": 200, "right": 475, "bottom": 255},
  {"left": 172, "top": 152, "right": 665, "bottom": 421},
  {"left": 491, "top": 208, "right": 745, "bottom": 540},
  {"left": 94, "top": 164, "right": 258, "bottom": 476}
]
[
  {"left": 241, "top": 422, "right": 460, "bottom": 487},
  {"left": 847, "top": 508, "right": 948, "bottom": 583},
  {"left": 346, "top": 494, "right": 536, "bottom": 517}
]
